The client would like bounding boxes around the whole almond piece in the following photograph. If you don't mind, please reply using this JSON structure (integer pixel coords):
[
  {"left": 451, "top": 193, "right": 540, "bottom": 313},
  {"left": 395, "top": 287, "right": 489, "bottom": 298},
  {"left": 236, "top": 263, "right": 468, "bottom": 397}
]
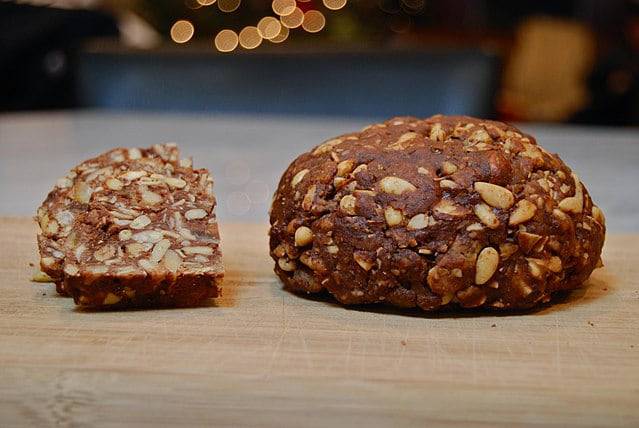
[
  {"left": 475, "top": 247, "right": 499, "bottom": 285},
  {"left": 474, "top": 182, "right": 514, "bottom": 209}
]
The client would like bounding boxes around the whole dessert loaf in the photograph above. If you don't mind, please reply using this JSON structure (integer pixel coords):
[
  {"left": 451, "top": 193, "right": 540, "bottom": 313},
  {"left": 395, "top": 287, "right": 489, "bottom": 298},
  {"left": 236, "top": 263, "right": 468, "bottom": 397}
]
[{"left": 269, "top": 115, "right": 605, "bottom": 311}]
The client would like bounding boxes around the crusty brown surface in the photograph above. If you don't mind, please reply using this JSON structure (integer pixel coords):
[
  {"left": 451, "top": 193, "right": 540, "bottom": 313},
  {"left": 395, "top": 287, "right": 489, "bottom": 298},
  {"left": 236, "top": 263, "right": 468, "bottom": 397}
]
[
  {"left": 269, "top": 115, "right": 606, "bottom": 310},
  {"left": 36, "top": 144, "right": 223, "bottom": 308}
]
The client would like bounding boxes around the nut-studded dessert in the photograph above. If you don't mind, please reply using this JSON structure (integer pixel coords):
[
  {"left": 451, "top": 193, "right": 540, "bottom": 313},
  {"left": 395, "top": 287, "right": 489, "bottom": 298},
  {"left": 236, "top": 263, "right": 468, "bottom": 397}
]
[
  {"left": 36, "top": 145, "right": 180, "bottom": 295},
  {"left": 36, "top": 144, "right": 223, "bottom": 308},
  {"left": 269, "top": 115, "right": 605, "bottom": 311}
]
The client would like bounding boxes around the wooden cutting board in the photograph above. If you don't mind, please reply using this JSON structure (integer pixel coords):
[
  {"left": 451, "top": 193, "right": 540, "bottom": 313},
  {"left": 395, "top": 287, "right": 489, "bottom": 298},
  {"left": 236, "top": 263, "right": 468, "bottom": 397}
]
[{"left": 1, "top": 217, "right": 637, "bottom": 427}]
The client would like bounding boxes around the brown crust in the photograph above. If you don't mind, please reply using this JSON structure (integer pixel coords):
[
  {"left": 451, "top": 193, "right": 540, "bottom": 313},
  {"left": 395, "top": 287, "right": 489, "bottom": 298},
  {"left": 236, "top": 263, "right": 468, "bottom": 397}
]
[
  {"left": 269, "top": 115, "right": 606, "bottom": 311},
  {"left": 64, "top": 271, "right": 221, "bottom": 309}
]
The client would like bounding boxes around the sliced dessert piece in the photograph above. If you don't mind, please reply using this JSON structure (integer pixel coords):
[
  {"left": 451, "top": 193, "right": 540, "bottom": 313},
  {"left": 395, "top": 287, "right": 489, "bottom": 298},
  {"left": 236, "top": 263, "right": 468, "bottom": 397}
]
[
  {"left": 36, "top": 144, "right": 223, "bottom": 308},
  {"left": 62, "top": 151, "right": 223, "bottom": 308},
  {"left": 36, "top": 144, "right": 180, "bottom": 294}
]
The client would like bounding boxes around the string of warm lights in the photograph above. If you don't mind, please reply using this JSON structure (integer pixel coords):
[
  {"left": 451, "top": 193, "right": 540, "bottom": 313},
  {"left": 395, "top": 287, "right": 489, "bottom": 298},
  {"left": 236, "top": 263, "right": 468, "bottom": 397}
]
[{"left": 169, "top": 0, "right": 348, "bottom": 52}]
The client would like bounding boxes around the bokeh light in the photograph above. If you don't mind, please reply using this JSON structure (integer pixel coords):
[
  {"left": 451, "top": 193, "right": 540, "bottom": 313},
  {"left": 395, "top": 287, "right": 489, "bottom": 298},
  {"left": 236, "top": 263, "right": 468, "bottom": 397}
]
[
  {"left": 280, "top": 7, "right": 304, "bottom": 29},
  {"left": 218, "top": 0, "right": 241, "bottom": 13},
  {"left": 171, "top": 0, "right": 343, "bottom": 51},
  {"left": 226, "top": 192, "right": 251, "bottom": 216},
  {"left": 224, "top": 159, "right": 251, "bottom": 185},
  {"left": 302, "top": 10, "right": 326, "bottom": 33},
  {"left": 214, "top": 29, "right": 239, "bottom": 52},
  {"left": 401, "top": 0, "right": 426, "bottom": 12},
  {"left": 245, "top": 179, "right": 270, "bottom": 204},
  {"left": 272, "top": 0, "right": 296, "bottom": 17},
  {"left": 269, "top": 25, "right": 289, "bottom": 43},
  {"left": 389, "top": 15, "right": 412, "bottom": 34},
  {"left": 239, "top": 26, "right": 263, "bottom": 49},
  {"left": 184, "top": 0, "right": 203, "bottom": 10},
  {"left": 323, "top": 0, "right": 347, "bottom": 10},
  {"left": 257, "top": 16, "right": 282, "bottom": 40},
  {"left": 170, "top": 20, "right": 195, "bottom": 44}
]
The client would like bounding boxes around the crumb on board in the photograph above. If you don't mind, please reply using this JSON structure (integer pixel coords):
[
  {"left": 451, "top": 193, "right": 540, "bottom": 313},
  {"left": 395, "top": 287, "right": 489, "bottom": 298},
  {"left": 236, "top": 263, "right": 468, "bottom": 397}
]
[
  {"left": 491, "top": 324, "right": 496, "bottom": 328},
  {"left": 31, "top": 270, "right": 54, "bottom": 283},
  {"left": 400, "top": 340, "right": 407, "bottom": 346}
]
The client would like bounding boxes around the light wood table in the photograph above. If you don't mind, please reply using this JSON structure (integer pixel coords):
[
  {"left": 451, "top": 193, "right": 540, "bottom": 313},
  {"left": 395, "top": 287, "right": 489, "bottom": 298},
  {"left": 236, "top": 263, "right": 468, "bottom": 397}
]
[{"left": 1, "top": 218, "right": 637, "bottom": 427}]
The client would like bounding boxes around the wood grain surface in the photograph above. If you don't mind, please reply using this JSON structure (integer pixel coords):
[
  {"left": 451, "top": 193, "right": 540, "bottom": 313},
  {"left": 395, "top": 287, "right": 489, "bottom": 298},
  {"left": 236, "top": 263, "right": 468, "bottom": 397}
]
[{"left": 0, "top": 217, "right": 637, "bottom": 427}]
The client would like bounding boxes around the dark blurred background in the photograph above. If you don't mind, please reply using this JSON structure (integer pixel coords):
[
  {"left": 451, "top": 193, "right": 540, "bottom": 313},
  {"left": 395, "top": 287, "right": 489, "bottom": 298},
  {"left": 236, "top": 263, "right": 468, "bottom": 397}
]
[{"left": 2, "top": 0, "right": 639, "bottom": 125}]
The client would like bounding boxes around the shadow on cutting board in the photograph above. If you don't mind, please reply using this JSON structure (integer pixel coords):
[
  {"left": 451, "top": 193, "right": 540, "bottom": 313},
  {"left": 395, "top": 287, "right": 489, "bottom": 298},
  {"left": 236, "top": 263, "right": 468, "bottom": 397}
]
[
  {"left": 280, "top": 272, "right": 614, "bottom": 319},
  {"left": 71, "top": 282, "right": 237, "bottom": 313}
]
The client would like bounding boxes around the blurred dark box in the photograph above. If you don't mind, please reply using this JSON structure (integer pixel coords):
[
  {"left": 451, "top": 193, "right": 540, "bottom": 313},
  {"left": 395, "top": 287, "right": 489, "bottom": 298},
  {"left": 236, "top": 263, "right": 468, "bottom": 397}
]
[{"left": 77, "top": 44, "right": 500, "bottom": 118}]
